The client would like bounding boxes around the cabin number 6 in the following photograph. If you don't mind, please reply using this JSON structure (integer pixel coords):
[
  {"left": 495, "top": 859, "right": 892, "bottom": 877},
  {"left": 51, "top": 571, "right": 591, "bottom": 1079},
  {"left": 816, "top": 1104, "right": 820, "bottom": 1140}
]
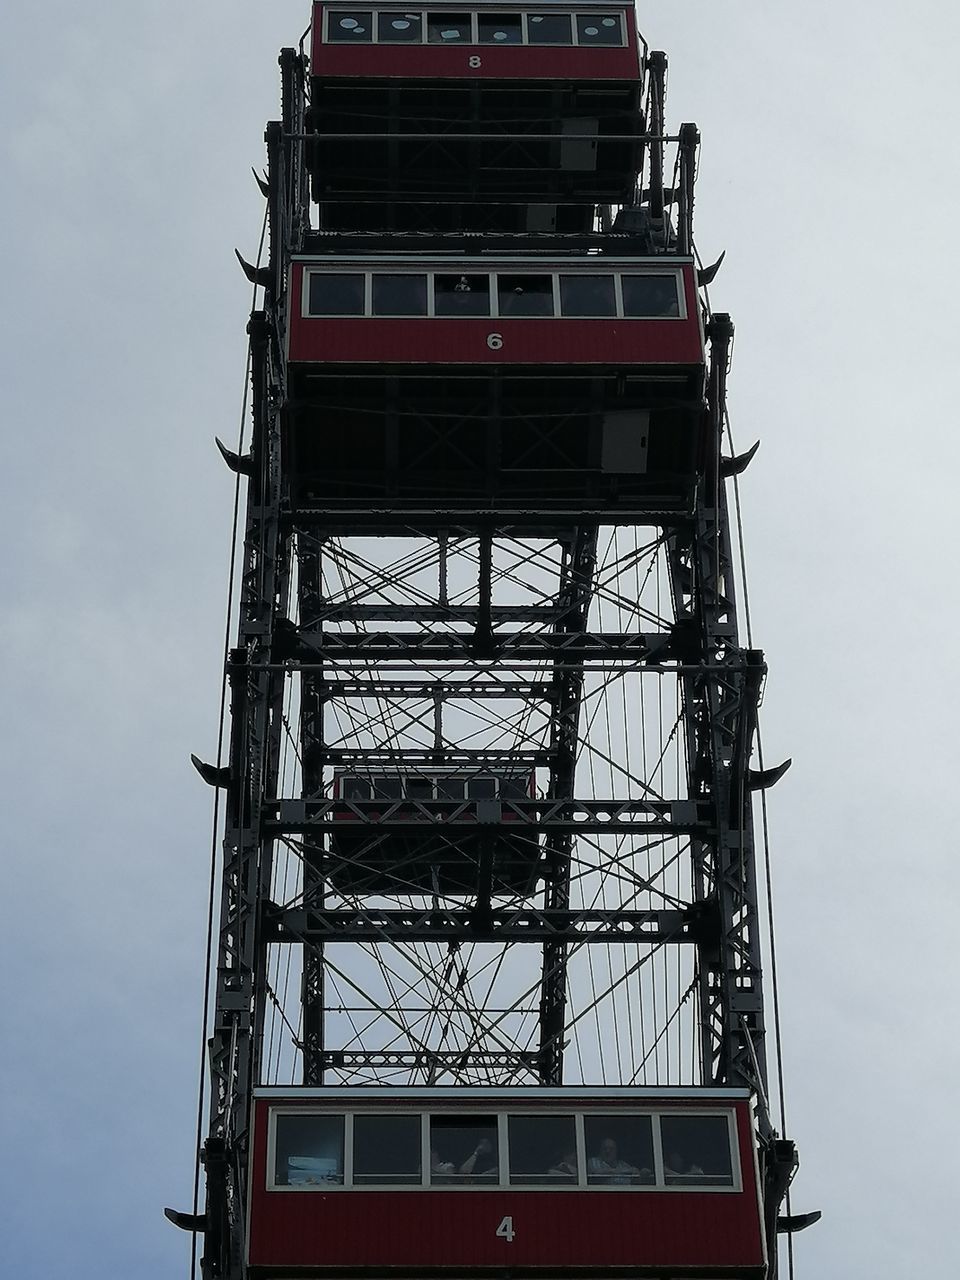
[
  {"left": 496, "top": 1216, "right": 515, "bottom": 1243},
  {"left": 486, "top": 333, "right": 504, "bottom": 350}
]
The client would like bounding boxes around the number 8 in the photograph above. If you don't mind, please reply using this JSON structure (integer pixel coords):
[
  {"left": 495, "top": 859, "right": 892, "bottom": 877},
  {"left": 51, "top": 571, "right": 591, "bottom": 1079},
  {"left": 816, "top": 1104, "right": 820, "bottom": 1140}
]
[{"left": 469, "top": 55, "right": 482, "bottom": 68}]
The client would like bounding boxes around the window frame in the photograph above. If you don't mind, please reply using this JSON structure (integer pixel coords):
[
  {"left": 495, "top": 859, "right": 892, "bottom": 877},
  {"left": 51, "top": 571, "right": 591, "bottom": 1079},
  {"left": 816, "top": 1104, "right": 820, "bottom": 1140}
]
[
  {"left": 321, "top": 8, "right": 626, "bottom": 48},
  {"left": 265, "top": 1105, "right": 741, "bottom": 1192},
  {"left": 302, "top": 265, "right": 686, "bottom": 322}
]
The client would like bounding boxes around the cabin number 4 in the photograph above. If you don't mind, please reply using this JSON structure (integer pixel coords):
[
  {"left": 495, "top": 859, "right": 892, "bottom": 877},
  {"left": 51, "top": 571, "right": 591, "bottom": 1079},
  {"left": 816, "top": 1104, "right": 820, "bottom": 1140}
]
[{"left": 496, "top": 1216, "right": 515, "bottom": 1243}]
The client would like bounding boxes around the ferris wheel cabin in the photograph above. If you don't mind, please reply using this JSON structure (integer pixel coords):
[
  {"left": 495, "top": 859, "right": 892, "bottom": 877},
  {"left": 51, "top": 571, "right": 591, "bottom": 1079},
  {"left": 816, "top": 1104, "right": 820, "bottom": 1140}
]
[
  {"left": 247, "top": 1087, "right": 766, "bottom": 1278},
  {"left": 325, "top": 767, "right": 540, "bottom": 894},
  {"left": 308, "top": 2, "right": 646, "bottom": 231},
  {"left": 283, "top": 255, "right": 707, "bottom": 514}
]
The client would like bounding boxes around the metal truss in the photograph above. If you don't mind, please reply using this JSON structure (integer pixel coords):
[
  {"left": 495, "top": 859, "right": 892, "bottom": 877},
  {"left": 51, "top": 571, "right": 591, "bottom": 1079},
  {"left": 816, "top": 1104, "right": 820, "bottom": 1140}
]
[{"left": 196, "top": 42, "right": 798, "bottom": 1280}]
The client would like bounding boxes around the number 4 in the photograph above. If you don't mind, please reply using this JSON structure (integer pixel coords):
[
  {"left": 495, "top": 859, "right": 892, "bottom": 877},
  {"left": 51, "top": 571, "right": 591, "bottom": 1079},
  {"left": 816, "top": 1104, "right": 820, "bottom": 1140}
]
[{"left": 496, "top": 1216, "right": 515, "bottom": 1243}]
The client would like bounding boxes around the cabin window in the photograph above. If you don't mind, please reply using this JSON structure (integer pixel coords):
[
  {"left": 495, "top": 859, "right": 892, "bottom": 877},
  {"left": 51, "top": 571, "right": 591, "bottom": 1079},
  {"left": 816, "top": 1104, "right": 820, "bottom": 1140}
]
[
  {"left": 372, "top": 776, "right": 404, "bottom": 800},
  {"left": 327, "top": 10, "right": 374, "bottom": 41},
  {"left": 430, "top": 1115, "right": 499, "bottom": 1183},
  {"left": 378, "top": 10, "right": 424, "bottom": 41},
  {"left": 308, "top": 272, "right": 365, "bottom": 316},
  {"left": 478, "top": 12, "right": 523, "bottom": 43},
  {"left": 621, "top": 274, "right": 680, "bottom": 317},
  {"left": 467, "top": 776, "right": 497, "bottom": 799},
  {"left": 498, "top": 274, "right": 554, "bottom": 317},
  {"left": 427, "top": 11, "right": 473, "bottom": 42},
  {"left": 435, "top": 273, "right": 491, "bottom": 316},
  {"left": 353, "top": 1114, "right": 422, "bottom": 1185},
  {"left": 584, "top": 1115, "right": 655, "bottom": 1185},
  {"left": 274, "top": 1114, "right": 345, "bottom": 1186},
  {"left": 500, "top": 775, "right": 528, "bottom": 800},
  {"left": 560, "top": 274, "right": 617, "bottom": 316},
  {"left": 526, "top": 12, "right": 573, "bottom": 44},
  {"left": 576, "top": 13, "right": 623, "bottom": 44},
  {"left": 436, "top": 776, "right": 467, "bottom": 799},
  {"left": 372, "top": 273, "right": 428, "bottom": 315},
  {"left": 508, "top": 1114, "right": 578, "bottom": 1184},
  {"left": 405, "top": 776, "right": 434, "bottom": 800},
  {"left": 660, "top": 1114, "right": 734, "bottom": 1186},
  {"left": 341, "top": 775, "right": 372, "bottom": 800}
]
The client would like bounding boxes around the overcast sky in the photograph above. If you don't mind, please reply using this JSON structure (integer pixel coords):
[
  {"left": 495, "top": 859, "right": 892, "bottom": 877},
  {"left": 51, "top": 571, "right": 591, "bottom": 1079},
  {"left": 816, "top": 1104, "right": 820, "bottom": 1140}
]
[{"left": 2, "top": 2, "right": 957, "bottom": 1275}]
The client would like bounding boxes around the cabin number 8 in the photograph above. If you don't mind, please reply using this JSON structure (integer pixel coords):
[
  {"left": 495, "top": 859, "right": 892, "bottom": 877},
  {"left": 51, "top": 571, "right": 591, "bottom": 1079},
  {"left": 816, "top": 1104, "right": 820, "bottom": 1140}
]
[{"left": 496, "top": 1216, "right": 515, "bottom": 1242}]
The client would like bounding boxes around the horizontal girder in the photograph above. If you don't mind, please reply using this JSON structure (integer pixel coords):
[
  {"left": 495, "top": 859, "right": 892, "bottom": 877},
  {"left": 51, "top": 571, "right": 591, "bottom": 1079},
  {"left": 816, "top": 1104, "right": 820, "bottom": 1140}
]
[
  {"left": 265, "top": 797, "right": 708, "bottom": 835},
  {"left": 267, "top": 905, "right": 689, "bottom": 944}
]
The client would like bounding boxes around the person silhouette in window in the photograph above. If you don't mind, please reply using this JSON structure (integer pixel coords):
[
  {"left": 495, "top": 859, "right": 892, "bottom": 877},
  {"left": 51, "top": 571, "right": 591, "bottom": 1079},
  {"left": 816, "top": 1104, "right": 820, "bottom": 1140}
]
[
  {"left": 548, "top": 1149, "right": 578, "bottom": 1181},
  {"left": 458, "top": 1136, "right": 497, "bottom": 1178},
  {"left": 587, "top": 1136, "right": 647, "bottom": 1185},
  {"left": 664, "top": 1148, "right": 704, "bottom": 1178}
]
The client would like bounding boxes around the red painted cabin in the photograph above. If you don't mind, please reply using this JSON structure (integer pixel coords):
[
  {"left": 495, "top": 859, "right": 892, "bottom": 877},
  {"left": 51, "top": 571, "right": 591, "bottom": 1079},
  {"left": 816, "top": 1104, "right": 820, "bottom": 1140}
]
[
  {"left": 282, "top": 255, "right": 707, "bottom": 514},
  {"left": 308, "top": 2, "right": 646, "bottom": 228},
  {"left": 247, "top": 1087, "right": 766, "bottom": 1277}
]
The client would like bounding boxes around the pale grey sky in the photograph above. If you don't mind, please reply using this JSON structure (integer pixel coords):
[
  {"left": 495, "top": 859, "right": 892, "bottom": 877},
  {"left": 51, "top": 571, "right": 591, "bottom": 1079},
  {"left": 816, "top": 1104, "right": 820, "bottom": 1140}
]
[{"left": 2, "top": 2, "right": 957, "bottom": 1275}]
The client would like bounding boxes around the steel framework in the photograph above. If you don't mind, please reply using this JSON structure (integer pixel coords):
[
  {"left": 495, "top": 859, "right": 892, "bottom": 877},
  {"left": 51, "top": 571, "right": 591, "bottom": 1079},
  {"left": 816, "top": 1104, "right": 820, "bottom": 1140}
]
[{"left": 186, "top": 29, "right": 801, "bottom": 1280}]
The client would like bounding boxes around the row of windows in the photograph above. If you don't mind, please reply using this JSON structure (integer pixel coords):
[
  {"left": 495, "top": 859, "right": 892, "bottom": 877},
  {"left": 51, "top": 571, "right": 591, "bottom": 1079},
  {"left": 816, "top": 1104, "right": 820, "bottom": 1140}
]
[
  {"left": 270, "top": 1110, "right": 737, "bottom": 1191},
  {"left": 323, "top": 9, "right": 626, "bottom": 46},
  {"left": 304, "top": 270, "right": 682, "bottom": 319},
  {"left": 337, "top": 772, "right": 531, "bottom": 800}
]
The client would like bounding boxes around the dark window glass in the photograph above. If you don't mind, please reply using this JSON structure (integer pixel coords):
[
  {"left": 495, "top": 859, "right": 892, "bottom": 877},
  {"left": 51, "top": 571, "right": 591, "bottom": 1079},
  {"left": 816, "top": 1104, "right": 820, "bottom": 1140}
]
[
  {"left": 405, "top": 776, "right": 434, "bottom": 800},
  {"left": 500, "top": 775, "right": 528, "bottom": 800},
  {"left": 372, "top": 274, "right": 428, "bottom": 315},
  {"left": 308, "top": 272, "right": 365, "bottom": 316},
  {"left": 430, "top": 1115, "right": 499, "bottom": 1183},
  {"left": 526, "top": 12, "right": 572, "bottom": 43},
  {"left": 509, "top": 1114, "right": 578, "bottom": 1184},
  {"left": 584, "top": 1115, "right": 655, "bottom": 1185},
  {"left": 560, "top": 274, "right": 617, "bottom": 316},
  {"left": 436, "top": 777, "right": 466, "bottom": 799},
  {"left": 498, "top": 274, "right": 554, "bottom": 317},
  {"left": 435, "top": 273, "right": 491, "bottom": 316},
  {"left": 373, "top": 776, "right": 403, "bottom": 800},
  {"left": 341, "top": 775, "right": 372, "bottom": 800},
  {"left": 427, "top": 11, "right": 472, "bottom": 42},
  {"left": 478, "top": 13, "right": 522, "bottom": 43},
  {"left": 377, "top": 11, "right": 424, "bottom": 41},
  {"left": 661, "top": 1114, "right": 734, "bottom": 1186},
  {"left": 576, "top": 13, "right": 623, "bottom": 44},
  {"left": 353, "top": 1114, "right": 422, "bottom": 1185},
  {"left": 274, "top": 1113, "right": 344, "bottom": 1186},
  {"left": 467, "top": 776, "right": 497, "bottom": 800},
  {"left": 326, "top": 10, "right": 374, "bottom": 41},
  {"left": 621, "top": 274, "right": 680, "bottom": 317}
]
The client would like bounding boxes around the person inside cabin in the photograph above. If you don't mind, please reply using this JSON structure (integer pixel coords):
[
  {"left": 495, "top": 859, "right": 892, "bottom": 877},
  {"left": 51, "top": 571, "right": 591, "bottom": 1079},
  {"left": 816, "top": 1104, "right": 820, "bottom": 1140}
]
[
  {"left": 664, "top": 1148, "right": 704, "bottom": 1178},
  {"left": 431, "top": 1148, "right": 456, "bottom": 1176},
  {"left": 587, "top": 1136, "right": 647, "bottom": 1185},
  {"left": 458, "top": 1136, "right": 498, "bottom": 1178},
  {"left": 547, "top": 1149, "right": 579, "bottom": 1181},
  {"left": 454, "top": 275, "right": 471, "bottom": 292}
]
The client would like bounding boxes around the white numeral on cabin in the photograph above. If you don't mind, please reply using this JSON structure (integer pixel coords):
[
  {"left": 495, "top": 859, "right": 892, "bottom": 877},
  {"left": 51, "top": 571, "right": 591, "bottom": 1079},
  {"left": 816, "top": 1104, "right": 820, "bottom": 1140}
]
[
  {"left": 486, "top": 332, "right": 503, "bottom": 350},
  {"left": 495, "top": 1216, "right": 515, "bottom": 1243},
  {"left": 469, "top": 55, "right": 482, "bottom": 68}
]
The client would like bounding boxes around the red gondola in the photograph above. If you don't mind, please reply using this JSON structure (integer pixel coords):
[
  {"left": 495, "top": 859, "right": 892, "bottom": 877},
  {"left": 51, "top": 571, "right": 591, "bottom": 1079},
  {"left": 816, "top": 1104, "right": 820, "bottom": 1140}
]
[{"left": 247, "top": 1087, "right": 766, "bottom": 1277}]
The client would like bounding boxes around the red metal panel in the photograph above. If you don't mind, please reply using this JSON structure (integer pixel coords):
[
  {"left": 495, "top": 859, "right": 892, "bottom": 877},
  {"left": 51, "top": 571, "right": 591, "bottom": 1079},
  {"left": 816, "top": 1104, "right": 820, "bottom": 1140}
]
[
  {"left": 248, "top": 1099, "right": 765, "bottom": 1273},
  {"left": 288, "top": 316, "right": 702, "bottom": 366},
  {"left": 311, "top": 5, "right": 641, "bottom": 79}
]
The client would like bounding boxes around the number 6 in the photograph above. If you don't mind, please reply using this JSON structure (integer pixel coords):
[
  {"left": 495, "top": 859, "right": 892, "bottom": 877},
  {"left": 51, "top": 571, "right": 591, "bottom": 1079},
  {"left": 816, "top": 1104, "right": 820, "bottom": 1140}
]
[
  {"left": 486, "top": 332, "right": 503, "bottom": 350},
  {"left": 469, "top": 55, "right": 482, "bottom": 68},
  {"left": 496, "top": 1216, "right": 515, "bottom": 1242}
]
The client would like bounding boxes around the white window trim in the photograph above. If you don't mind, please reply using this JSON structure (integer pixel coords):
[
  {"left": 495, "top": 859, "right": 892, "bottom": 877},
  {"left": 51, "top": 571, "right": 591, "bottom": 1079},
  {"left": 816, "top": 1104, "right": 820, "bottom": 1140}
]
[
  {"left": 266, "top": 1105, "right": 741, "bottom": 1193},
  {"left": 303, "top": 265, "right": 687, "bottom": 322},
  {"left": 321, "top": 8, "right": 626, "bottom": 49}
]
